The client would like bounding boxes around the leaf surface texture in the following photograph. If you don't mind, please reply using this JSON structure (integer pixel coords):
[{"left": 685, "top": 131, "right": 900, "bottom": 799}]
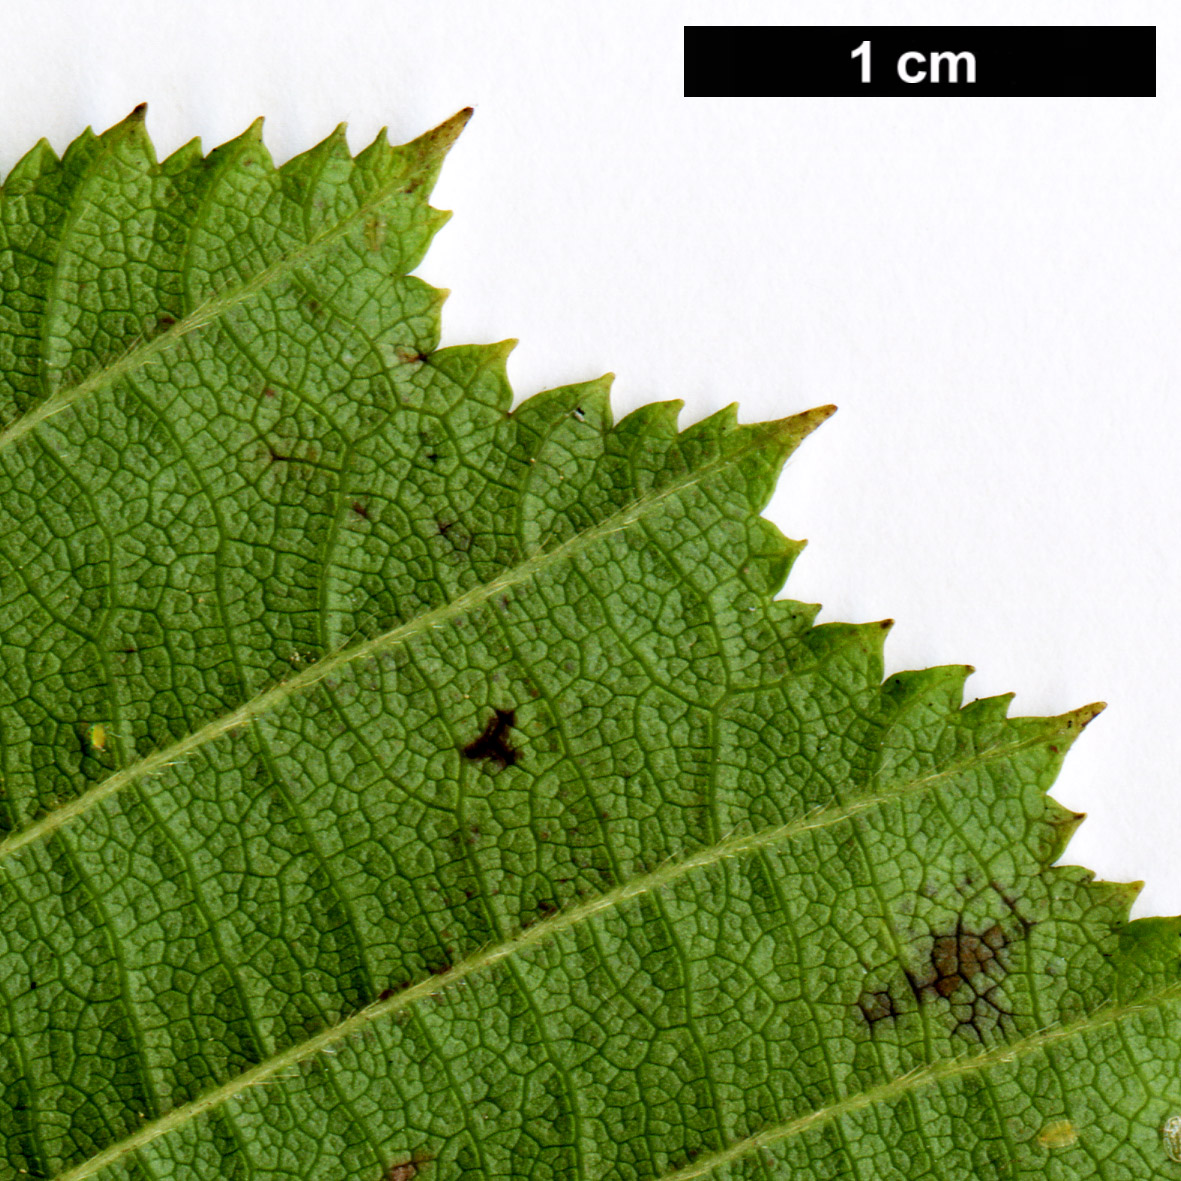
[{"left": 0, "top": 108, "right": 1176, "bottom": 1181}]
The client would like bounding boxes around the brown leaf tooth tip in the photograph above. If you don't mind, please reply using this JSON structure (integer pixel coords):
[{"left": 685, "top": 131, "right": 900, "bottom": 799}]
[
  {"left": 423, "top": 107, "right": 475, "bottom": 153},
  {"left": 101, "top": 104, "right": 148, "bottom": 138},
  {"left": 798, "top": 403, "right": 838, "bottom": 431},
  {"left": 771, "top": 404, "right": 837, "bottom": 444}
]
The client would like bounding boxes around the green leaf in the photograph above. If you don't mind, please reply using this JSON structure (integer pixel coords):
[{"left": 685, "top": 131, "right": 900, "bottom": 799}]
[{"left": 0, "top": 106, "right": 1176, "bottom": 1181}]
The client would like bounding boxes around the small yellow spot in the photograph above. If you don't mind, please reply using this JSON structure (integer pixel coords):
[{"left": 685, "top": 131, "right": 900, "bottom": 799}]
[
  {"left": 1038, "top": 1119, "right": 1077, "bottom": 1150},
  {"left": 88, "top": 723, "right": 107, "bottom": 752},
  {"left": 1164, "top": 1115, "right": 1181, "bottom": 1162}
]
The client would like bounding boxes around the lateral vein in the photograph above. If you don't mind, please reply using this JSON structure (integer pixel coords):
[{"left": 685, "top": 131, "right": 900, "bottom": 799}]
[
  {"left": 653, "top": 984, "right": 1181, "bottom": 1181},
  {"left": 49, "top": 720, "right": 1081, "bottom": 1180},
  {"left": 0, "top": 418, "right": 802, "bottom": 863},
  {"left": 0, "top": 119, "right": 454, "bottom": 455}
]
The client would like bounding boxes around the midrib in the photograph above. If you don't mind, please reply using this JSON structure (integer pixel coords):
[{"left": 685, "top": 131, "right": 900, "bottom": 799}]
[{"left": 45, "top": 712, "right": 1136, "bottom": 1181}]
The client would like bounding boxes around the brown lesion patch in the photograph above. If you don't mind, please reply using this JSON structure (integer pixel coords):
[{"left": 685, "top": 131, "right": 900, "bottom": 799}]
[
  {"left": 927, "top": 922, "right": 1005, "bottom": 997},
  {"left": 857, "top": 989, "right": 899, "bottom": 1027},
  {"left": 265, "top": 443, "right": 317, "bottom": 467},
  {"left": 462, "top": 708, "right": 519, "bottom": 767},
  {"left": 858, "top": 909, "right": 1024, "bottom": 1041},
  {"left": 906, "top": 916, "right": 1015, "bottom": 1039},
  {"left": 396, "top": 347, "right": 430, "bottom": 365},
  {"left": 434, "top": 519, "right": 472, "bottom": 553},
  {"left": 386, "top": 1155, "right": 432, "bottom": 1181}
]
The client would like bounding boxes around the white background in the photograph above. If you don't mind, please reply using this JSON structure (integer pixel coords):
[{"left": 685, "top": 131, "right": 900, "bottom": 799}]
[{"left": 0, "top": 1, "right": 1175, "bottom": 914}]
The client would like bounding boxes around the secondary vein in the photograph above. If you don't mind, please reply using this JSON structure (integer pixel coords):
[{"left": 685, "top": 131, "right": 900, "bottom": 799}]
[
  {"left": 0, "top": 109, "right": 469, "bottom": 455},
  {"left": 0, "top": 410, "right": 825, "bottom": 864},
  {"left": 48, "top": 718, "right": 1084, "bottom": 1180}
]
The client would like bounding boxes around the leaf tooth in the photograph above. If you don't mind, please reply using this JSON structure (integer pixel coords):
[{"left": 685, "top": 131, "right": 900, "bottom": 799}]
[
  {"left": 353, "top": 124, "right": 395, "bottom": 175},
  {"left": 409, "top": 106, "right": 474, "bottom": 163},
  {"left": 1113, "top": 913, "right": 1181, "bottom": 1002},
  {"left": 960, "top": 691, "right": 1017, "bottom": 726},
  {"left": 421, "top": 339, "right": 517, "bottom": 411},
  {"left": 511, "top": 373, "right": 615, "bottom": 434},
  {"left": 577, "top": 372, "right": 615, "bottom": 430},
  {"left": 775, "top": 401, "right": 838, "bottom": 440},
  {"left": 765, "top": 597, "right": 822, "bottom": 635},
  {"left": 1087, "top": 876, "right": 1144, "bottom": 921},
  {"left": 1049, "top": 700, "right": 1106, "bottom": 750},
  {"left": 279, "top": 120, "right": 351, "bottom": 180},
  {"left": 882, "top": 662, "right": 976, "bottom": 713},
  {"left": 99, "top": 102, "right": 156, "bottom": 163},
  {"left": 699, "top": 401, "right": 741, "bottom": 431},
  {"left": 1, "top": 136, "right": 60, "bottom": 188},
  {"left": 742, "top": 404, "right": 838, "bottom": 470},
  {"left": 361, "top": 107, "right": 474, "bottom": 195},
  {"left": 161, "top": 136, "right": 203, "bottom": 170},
  {"left": 204, "top": 116, "right": 272, "bottom": 173},
  {"left": 614, "top": 398, "right": 683, "bottom": 442},
  {"left": 1042, "top": 797, "right": 1087, "bottom": 862}
]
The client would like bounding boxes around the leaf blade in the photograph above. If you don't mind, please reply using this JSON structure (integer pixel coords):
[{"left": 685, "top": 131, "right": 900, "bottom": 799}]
[{"left": 0, "top": 111, "right": 1174, "bottom": 1181}]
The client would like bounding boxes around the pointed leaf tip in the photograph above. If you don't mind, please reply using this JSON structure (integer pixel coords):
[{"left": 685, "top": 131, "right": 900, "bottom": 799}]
[
  {"left": 778, "top": 403, "right": 837, "bottom": 441},
  {"left": 421, "top": 107, "right": 474, "bottom": 156}
]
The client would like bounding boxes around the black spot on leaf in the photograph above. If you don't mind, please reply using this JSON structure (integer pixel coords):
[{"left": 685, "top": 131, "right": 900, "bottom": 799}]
[{"left": 462, "top": 708, "right": 519, "bottom": 767}]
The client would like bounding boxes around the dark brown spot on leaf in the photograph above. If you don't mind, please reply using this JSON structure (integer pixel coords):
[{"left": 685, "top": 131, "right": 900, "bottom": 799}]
[
  {"left": 462, "top": 708, "right": 518, "bottom": 767},
  {"left": 905, "top": 916, "right": 1016, "bottom": 1040}
]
